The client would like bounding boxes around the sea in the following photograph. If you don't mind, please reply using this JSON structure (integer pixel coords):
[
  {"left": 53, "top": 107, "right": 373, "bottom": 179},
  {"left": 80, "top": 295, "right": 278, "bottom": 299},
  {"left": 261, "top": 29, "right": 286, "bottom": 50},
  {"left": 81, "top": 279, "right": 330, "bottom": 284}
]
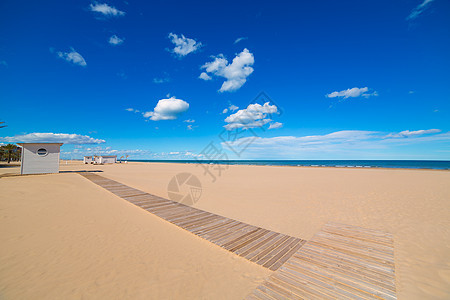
[{"left": 129, "top": 160, "right": 450, "bottom": 170}]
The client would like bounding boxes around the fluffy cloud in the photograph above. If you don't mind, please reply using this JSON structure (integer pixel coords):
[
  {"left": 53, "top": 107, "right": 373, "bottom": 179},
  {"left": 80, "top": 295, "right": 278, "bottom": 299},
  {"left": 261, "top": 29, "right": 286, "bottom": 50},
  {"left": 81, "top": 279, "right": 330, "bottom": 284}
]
[
  {"left": 386, "top": 129, "right": 441, "bottom": 138},
  {"left": 184, "top": 119, "right": 195, "bottom": 123},
  {"left": 168, "top": 33, "right": 202, "bottom": 57},
  {"left": 407, "top": 0, "right": 435, "bottom": 20},
  {"left": 0, "top": 133, "right": 105, "bottom": 144},
  {"left": 221, "top": 129, "right": 449, "bottom": 159},
  {"left": 109, "top": 35, "right": 124, "bottom": 45},
  {"left": 89, "top": 2, "right": 125, "bottom": 17},
  {"left": 143, "top": 97, "right": 189, "bottom": 121},
  {"left": 201, "top": 48, "right": 254, "bottom": 92},
  {"left": 199, "top": 72, "right": 212, "bottom": 80},
  {"left": 57, "top": 48, "right": 87, "bottom": 67},
  {"left": 326, "top": 87, "right": 378, "bottom": 99},
  {"left": 224, "top": 102, "right": 279, "bottom": 130},
  {"left": 268, "top": 122, "right": 283, "bottom": 129}
]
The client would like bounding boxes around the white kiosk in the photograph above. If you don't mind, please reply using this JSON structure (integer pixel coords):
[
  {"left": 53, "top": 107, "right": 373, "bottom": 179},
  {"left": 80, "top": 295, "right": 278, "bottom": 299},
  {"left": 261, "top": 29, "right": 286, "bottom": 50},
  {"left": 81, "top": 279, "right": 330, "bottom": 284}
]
[{"left": 18, "top": 143, "right": 63, "bottom": 175}]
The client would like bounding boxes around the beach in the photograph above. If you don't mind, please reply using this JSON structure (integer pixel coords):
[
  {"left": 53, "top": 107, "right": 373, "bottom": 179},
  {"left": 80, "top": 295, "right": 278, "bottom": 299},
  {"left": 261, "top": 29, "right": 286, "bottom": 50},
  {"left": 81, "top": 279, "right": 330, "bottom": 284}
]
[{"left": 1, "top": 161, "right": 450, "bottom": 299}]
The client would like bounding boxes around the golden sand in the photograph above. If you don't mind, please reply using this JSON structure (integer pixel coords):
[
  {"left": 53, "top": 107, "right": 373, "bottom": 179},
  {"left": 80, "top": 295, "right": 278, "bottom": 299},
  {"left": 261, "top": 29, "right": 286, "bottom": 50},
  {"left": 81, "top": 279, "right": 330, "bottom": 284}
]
[{"left": 1, "top": 161, "right": 450, "bottom": 299}]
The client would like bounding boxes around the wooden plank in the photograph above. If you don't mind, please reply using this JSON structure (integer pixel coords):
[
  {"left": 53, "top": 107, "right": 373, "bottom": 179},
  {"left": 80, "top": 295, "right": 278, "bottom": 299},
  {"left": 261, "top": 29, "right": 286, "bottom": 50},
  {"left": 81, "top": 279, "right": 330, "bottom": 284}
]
[
  {"left": 208, "top": 223, "right": 253, "bottom": 244},
  {"left": 237, "top": 231, "right": 280, "bottom": 257},
  {"left": 183, "top": 215, "right": 224, "bottom": 231},
  {"left": 250, "top": 235, "right": 290, "bottom": 263},
  {"left": 255, "top": 236, "right": 295, "bottom": 266},
  {"left": 246, "top": 222, "right": 396, "bottom": 299},
  {"left": 187, "top": 217, "right": 229, "bottom": 233},
  {"left": 192, "top": 219, "right": 236, "bottom": 236},
  {"left": 270, "top": 273, "right": 334, "bottom": 300},
  {"left": 201, "top": 221, "right": 246, "bottom": 240},
  {"left": 214, "top": 225, "right": 258, "bottom": 246},
  {"left": 245, "top": 233, "right": 286, "bottom": 260},
  {"left": 177, "top": 214, "right": 219, "bottom": 229},
  {"left": 290, "top": 253, "right": 396, "bottom": 294},
  {"left": 225, "top": 228, "right": 269, "bottom": 251},
  {"left": 296, "top": 247, "right": 396, "bottom": 286},
  {"left": 263, "top": 238, "right": 301, "bottom": 270},
  {"left": 283, "top": 259, "right": 395, "bottom": 300},
  {"left": 269, "top": 240, "right": 306, "bottom": 271}
]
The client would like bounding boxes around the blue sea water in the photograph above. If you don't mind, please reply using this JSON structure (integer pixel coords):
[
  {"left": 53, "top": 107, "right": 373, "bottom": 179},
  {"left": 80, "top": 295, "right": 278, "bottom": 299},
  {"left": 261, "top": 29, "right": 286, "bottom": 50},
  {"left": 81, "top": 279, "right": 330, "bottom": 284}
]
[{"left": 130, "top": 160, "right": 450, "bottom": 170}]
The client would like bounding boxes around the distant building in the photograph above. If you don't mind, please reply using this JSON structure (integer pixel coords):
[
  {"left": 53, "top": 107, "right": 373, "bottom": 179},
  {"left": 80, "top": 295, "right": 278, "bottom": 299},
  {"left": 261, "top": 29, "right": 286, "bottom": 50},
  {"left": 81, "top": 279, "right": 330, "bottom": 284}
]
[
  {"left": 93, "top": 155, "right": 117, "bottom": 164},
  {"left": 83, "top": 156, "right": 93, "bottom": 164},
  {"left": 18, "top": 143, "right": 63, "bottom": 175}
]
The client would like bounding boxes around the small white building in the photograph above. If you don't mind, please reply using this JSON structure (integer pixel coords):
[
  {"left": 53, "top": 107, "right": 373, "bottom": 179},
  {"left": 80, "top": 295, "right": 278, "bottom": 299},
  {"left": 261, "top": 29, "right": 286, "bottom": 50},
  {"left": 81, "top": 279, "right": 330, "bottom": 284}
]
[
  {"left": 93, "top": 155, "right": 117, "bottom": 164},
  {"left": 83, "top": 156, "right": 93, "bottom": 164},
  {"left": 18, "top": 143, "right": 63, "bottom": 175}
]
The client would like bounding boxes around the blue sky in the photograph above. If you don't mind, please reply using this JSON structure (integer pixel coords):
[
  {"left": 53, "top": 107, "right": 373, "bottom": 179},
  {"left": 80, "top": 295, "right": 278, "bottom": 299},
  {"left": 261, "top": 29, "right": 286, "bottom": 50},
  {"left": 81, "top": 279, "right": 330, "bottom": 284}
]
[{"left": 0, "top": 0, "right": 449, "bottom": 160}]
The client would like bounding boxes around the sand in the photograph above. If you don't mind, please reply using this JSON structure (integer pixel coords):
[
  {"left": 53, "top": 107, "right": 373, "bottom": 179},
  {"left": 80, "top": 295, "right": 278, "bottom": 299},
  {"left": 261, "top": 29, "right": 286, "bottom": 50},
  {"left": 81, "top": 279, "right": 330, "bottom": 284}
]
[
  {"left": 1, "top": 161, "right": 450, "bottom": 299},
  {"left": 0, "top": 172, "right": 270, "bottom": 299}
]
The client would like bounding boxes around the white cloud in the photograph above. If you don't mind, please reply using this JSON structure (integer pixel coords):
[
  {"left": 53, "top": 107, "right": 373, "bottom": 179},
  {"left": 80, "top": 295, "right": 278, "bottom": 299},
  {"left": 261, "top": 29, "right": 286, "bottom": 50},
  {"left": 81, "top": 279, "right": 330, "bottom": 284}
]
[
  {"left": 187, "top": 125, "right": 194, "bottom": 130},
  {"left": 109, "top": 35, "right": 124, "bottom": 45},
  {"left": 201, "top": 48, "right": 254, "bottom": 92},
  {"left": 268, "top": 122, "right": 283, "bottom": 129},
  {"left": 1, "top": 133, "right": 105, "bottom": 144},
  {"left": 234, "top": 37, "right": 248, "bottom": 44},
  {"left": 168, "top": 33, "right": 202, "bottom": 57},
  {"left": 224, "top": 102, "right": 279, "bottom": 130},
  {"left": 143, "top": 97, "right": 189, "bottom": 121},
  {"left": 221, "top": 129, "right": 450, "bottom": 159},
  {"left": 326, "top": 87, "right": 378, "bottom": 99},
  {"left": 89, "top": 2, "right": 125, "bottom": 17},
  {"left": 199, "top": 72, "right": 212, "bottom": 80},
  {"left": 62, "top": 146, "right": 150, "bottom": 158},
  {"left": 184, "top": 119, "right": 195, "bottom": 123},
  {"left": 125, "top": 108, "right": 140, "bottom": 113},
  {"left": 221, "top": 104, "right": 239, "bottom": 114},
  {"left": 407, "top": 0, "right": 435, "bottom": 20},
  {"left": 57, "top": 48, "right": 87, "bottom": 67},
  {"left": 386, "top": 129, "right": 441, "bottom": 138},
  {"left": 229, "top": 104, "right": 239, "bottom": 111}
]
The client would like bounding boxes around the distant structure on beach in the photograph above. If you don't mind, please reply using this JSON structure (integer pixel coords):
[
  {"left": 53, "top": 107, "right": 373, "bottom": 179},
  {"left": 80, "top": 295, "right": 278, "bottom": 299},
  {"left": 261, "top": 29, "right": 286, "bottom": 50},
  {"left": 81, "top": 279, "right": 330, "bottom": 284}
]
[
  {"left": 18, "top": 143, "right": 62, "bottom": 175},
  {"left": 84, "top": 155, "right": 117, "bottom": 164}
]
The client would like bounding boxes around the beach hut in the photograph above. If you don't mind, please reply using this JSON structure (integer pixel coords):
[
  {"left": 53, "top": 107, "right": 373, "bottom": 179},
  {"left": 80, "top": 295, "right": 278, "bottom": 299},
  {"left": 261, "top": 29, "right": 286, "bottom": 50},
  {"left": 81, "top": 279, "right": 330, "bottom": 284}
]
[
  {"left": 93, "top": 155, "right": 117, "bottom": 164},
  {"left": 83, "top": 156, "right": 93, "bottom": 164},
  {"left": 18, "top": 143, "right": 63, "bottom": 175}
]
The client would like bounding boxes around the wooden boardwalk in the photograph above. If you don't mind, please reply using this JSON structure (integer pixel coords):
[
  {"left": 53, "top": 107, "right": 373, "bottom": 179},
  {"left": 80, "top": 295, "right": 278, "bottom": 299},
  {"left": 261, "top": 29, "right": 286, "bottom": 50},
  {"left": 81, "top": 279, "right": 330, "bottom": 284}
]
[
  {"left": 79, "top": 172, "right": 306, "bottom": 271},
  {"left": 246, "top": 221, "right": 396, "bottom": 300}
]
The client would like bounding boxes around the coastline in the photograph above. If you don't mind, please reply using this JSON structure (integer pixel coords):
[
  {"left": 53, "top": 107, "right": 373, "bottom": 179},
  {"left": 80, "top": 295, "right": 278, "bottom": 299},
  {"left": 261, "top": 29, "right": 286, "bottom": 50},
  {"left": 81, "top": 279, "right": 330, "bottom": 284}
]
[{"left": 121, "top": 160, "right": 450, "bottom": 171}]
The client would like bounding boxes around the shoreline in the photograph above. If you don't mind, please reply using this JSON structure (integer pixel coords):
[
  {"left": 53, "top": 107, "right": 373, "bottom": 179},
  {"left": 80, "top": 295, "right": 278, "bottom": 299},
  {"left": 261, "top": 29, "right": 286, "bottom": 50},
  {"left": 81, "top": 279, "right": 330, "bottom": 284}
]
[{"left": 60, "top": 159, "right": 450, "bottom": 171}]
